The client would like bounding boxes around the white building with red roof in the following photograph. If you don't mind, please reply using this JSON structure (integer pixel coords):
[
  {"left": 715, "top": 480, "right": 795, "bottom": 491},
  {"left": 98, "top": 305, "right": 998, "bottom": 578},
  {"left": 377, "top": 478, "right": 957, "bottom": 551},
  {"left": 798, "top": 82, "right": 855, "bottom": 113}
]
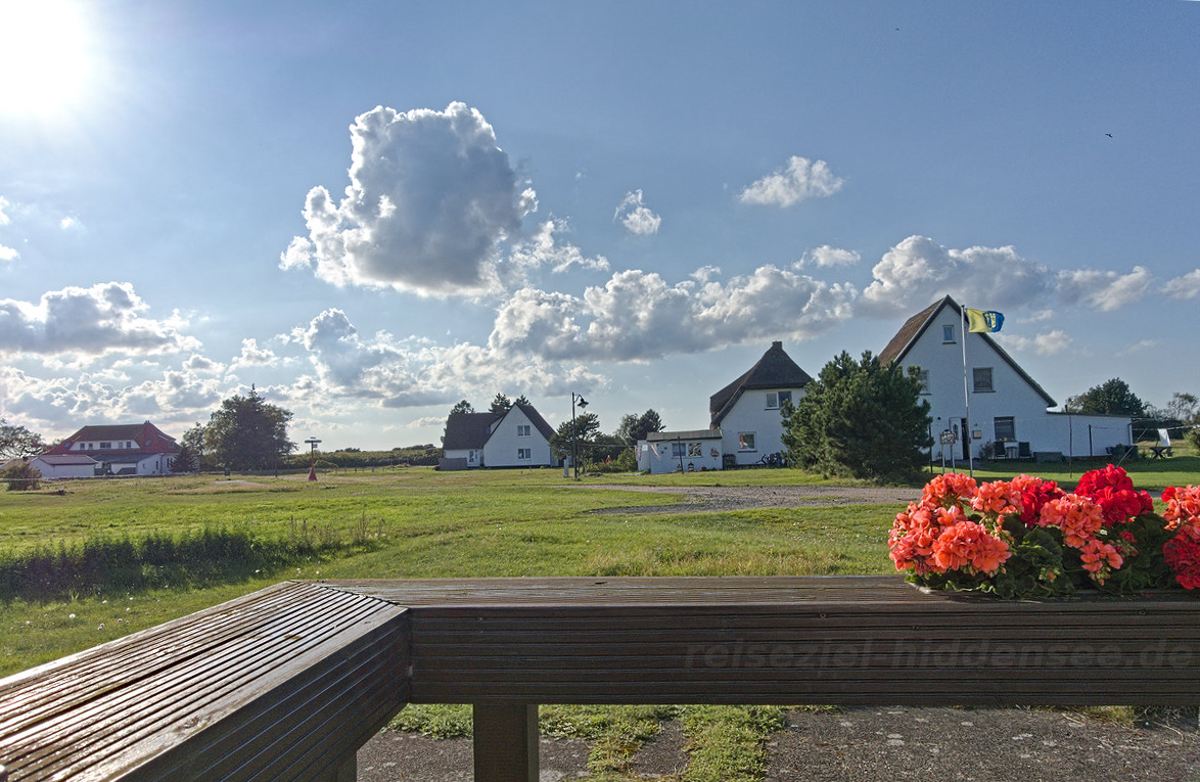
[{"left": 45, "top": 421, "right": 180, "bottom": 476}]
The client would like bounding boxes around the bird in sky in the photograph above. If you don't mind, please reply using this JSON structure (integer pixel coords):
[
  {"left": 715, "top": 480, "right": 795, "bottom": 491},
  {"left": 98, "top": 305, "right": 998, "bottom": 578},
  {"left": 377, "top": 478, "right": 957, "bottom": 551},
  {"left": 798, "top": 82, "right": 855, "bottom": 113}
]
[{"left": 1106, "top": 133, "right": 1113, "bottom": 138}]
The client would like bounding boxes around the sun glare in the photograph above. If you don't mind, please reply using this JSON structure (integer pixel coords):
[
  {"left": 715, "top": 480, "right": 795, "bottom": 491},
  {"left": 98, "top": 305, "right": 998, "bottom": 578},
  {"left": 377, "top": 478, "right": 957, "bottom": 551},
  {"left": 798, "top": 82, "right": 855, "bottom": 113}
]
[{"left": 0, "top": 0, "right": 96, "bottom": 118}]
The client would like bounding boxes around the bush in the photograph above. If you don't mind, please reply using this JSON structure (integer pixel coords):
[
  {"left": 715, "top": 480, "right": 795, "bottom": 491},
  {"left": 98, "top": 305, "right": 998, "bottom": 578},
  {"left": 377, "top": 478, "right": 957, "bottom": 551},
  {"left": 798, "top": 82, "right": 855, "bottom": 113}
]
[
  {"left": 783, "top": 351, "right": 932, "bottom": 483},
  {"left": 2, "top": 460, "right": 41, "bottom": 491}
]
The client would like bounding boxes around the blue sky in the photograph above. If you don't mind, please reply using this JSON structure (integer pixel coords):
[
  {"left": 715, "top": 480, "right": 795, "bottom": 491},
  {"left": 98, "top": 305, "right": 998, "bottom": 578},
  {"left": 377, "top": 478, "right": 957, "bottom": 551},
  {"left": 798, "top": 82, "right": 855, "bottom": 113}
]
[{"left": 1, "top": 0, "right": 1198, "bottom": 448}]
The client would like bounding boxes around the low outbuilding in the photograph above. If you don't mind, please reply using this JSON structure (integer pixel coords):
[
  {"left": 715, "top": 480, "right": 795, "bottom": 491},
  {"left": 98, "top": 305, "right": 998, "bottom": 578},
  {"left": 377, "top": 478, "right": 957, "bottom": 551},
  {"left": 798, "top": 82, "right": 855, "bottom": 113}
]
[{"left": 636, "top": 430, "right": 724, "bottom": 474}]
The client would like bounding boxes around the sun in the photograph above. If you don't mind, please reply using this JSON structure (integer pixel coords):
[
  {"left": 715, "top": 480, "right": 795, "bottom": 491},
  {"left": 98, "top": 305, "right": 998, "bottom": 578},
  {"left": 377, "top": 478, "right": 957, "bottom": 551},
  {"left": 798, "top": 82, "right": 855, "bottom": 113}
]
[{"left": 0, "top": 0, "right": 96, "bottom": 118}]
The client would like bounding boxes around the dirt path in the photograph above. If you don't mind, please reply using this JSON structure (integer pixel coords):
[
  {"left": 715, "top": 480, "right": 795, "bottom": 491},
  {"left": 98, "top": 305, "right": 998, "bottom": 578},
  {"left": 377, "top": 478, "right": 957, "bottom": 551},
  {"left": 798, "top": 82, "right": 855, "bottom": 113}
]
[
  {"left": 577, "top": 483, "right": 918, "bottom": 514},
  {"left": 358, "top": 707, "right": 1199, "bottom": 781}
]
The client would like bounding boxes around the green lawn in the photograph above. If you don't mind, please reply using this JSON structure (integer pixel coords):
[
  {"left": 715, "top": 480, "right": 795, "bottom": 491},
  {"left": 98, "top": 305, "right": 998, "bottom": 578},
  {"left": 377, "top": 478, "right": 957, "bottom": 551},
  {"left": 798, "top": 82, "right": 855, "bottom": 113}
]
[{"left": 3, "top": 461, "right": 1195, "bottom": 780}]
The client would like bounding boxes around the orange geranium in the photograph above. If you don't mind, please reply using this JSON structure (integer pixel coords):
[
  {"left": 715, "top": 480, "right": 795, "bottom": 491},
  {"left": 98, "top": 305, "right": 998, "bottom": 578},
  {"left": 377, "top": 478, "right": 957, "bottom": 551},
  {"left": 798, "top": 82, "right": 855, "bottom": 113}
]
[
  {"left": 1079, "top": 538, "right": 1123, "bottom": 585},
  {"left": 920, "top": 472, "right": 977, "bottom": 509},
  {"left": 1037, "top": 494, "right": 1105, "bottom": 549},
  {"left": 970, "top": 479, "right": 1023, "bottom": 516},
  {"left": 1162, "top": 485, "right": 1200, "bottom": 532},
  {"left": 931, "top": 520, "right": 1010, "bottom": 575}
]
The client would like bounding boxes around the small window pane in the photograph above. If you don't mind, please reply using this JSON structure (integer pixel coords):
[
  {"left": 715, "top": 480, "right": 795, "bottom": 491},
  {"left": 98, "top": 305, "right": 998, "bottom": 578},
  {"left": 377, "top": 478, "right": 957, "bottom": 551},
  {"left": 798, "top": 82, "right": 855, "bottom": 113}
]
[
  {"left": 973, "top": 367, "right": 994, "bottom": 392},
  {"left": 943, "top": 324, "right": 955, "bottom": 342},
  {"left": 687, "top": 442, "right": 702, "bottom": 457},
  {"left": 738, "top": 432, "right": 756, "bottom": 451},
  {"left": 994, "top": 417, "right": 1016, "bottom": 441},
  {"left": 765, "top": 392, "right": 778, "bottom": 409},
  {"left": 778, "top": 391, "right": 792, "bottom": 407},
  {"left": 918, "top": 369, "right": 930, "bottom": 394},
  {"left": 671, "top": 442, "right": 685, "bottom": 457}
]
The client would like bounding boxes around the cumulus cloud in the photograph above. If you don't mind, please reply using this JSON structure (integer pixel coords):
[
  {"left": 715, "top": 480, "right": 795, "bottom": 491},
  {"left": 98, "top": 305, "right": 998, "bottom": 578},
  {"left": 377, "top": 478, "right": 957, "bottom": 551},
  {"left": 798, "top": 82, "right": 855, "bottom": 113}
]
[
  {"left": 489, "top": 266, "right": 855, "bottom": 362},
  {"left": 406, "top": 415, "right": 446, "bottom": 429},
  {"left": 184, "top": 353, "right": 225, "bottom": 373},
  {"left": 507, "top": 219, "right": 609, "bottom": 276},
  {"left": 1164, "top": 268, "right": 1200, "bottom": 300},
  {"left": 0, "top": 282, "right": 199, "bottom": 357},
  {"left": 739, "top": 156, "right": 844, "bottom": 207},
  {"left": 1000, "top": 329, "right": 1073, "bottom": 357},
  {"left": 284, "top": 308, "right": 601, "bottom": 409},
  {"left": 280, "top": 102, "right": 536, "bottom": 296},
  {"left": 0, "top": 245, "right": 16, "bottom": 262},
  {"left": 613, "top": 190, "right": 662, "bottom": 235},
  {"left": 797, "top": 245, "right": 860, "bottom": 268},
  {"left": 229, "top": 337, "right": 286, "bottom": 370},
  {"left": 861, "top": 235, "right": 1150, "bottom": 315},
  {"left": 59, "top": 216, "right": 82, "bottom": 231},
  {"left": 1056, "top": 265, "right": 1151, "bottom": 312}
]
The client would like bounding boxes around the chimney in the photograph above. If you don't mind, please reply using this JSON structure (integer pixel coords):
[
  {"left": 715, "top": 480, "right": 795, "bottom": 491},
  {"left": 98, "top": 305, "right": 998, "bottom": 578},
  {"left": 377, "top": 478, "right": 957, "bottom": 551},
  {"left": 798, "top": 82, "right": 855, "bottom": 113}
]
[{"left": 771, "top": 341, "right": 782, "bottom": 350}]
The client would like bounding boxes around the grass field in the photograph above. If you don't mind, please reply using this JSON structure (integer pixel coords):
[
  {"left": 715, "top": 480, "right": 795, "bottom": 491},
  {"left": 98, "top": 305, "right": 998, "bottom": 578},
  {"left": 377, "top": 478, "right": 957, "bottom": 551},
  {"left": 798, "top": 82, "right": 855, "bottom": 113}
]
[{"left": 2, "top": 457, "right": 1196, "bottom": 780}]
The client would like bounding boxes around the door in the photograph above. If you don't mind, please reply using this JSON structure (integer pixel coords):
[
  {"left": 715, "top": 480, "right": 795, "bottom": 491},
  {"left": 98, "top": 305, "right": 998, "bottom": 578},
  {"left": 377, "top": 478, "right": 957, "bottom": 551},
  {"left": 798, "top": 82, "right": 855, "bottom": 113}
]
[{"left": 961, "top": 418, "right": 970, "bottom": 460}]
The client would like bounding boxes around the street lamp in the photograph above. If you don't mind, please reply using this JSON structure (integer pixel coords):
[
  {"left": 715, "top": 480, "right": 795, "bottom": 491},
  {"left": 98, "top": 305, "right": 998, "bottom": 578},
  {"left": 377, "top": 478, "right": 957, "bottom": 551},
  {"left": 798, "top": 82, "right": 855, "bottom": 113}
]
[{"left": 571, "top": 393, "right": 588, "bottom": 480}]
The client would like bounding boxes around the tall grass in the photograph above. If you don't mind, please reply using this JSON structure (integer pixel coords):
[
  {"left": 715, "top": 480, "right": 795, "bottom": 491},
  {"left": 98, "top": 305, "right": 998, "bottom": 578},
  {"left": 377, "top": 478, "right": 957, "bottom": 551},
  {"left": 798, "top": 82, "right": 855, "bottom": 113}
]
[{"left": 0, "top": 522, "right": 382, "bottom": 603}]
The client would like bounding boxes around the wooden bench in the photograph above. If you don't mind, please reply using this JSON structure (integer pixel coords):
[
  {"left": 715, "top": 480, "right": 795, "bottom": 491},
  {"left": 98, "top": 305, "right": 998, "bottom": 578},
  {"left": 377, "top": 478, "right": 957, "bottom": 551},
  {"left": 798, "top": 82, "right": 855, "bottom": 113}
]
[{"left": 2, "top": 576, "right": 1198, "bottom": 782}]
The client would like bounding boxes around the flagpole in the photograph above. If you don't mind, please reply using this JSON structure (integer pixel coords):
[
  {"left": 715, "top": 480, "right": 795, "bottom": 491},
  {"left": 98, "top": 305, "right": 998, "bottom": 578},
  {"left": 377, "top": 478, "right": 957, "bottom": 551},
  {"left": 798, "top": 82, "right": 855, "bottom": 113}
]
[{"left": 960, "top": 304, "right": 974, "bottom": 476}]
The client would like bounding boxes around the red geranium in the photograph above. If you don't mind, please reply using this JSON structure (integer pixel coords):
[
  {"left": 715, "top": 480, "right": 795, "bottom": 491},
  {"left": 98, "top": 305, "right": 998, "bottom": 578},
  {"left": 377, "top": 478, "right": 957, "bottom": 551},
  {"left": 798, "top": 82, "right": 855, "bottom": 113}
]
[
  {"left": 1009, "top": 474, "right": 1064, "bottom": 525},
  {"left": 1163, "top": 526, "right": 1200, "bottom": 590},
  {"left": 1075, "top": 464, "right": 1153, "bottom": 525}
]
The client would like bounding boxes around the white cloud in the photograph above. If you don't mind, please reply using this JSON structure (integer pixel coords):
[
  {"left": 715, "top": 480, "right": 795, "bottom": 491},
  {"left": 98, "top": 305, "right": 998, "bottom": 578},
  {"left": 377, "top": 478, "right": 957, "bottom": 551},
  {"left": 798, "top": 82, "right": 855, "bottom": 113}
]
[
  {"left": 798, "top": 245, "right": 860, "bottom": 268},
  {"left": 284, "top": 308, "right": 602, "bottom": 409},
  {"left": 281, "top": 102, "right": 536, "bottom": 296},
  {"left": 613, "top": 190, "right": 662, "bottom": 236},
  {"left": 508, "top": 219, "right": 609, "bottom": 275},
  {"left": 229, "top": 337, "right": 286, "bottom": 369},
  {"left": 861, "top": 235, "right": 1150, "bottom": 315},
  {"left": 0, "top": 196, "right": 11, "bottom": 225},
  {"left": 407, "top": 415, "right": 447, "bottom": 429},
  {"left": 1164, "top": 268, "right": 1200, "bottom": 300},
  {"left": 1056, "top": 265, "right": 1151, "bottom": 312},
  {"left": 1000, "top": 329, "right": 1073, "bottom": 357},
  {"left": 739, "top": 156, "right": 844, "bottom": 207},
  {"left": 1117, "top": 339, "right": 1159, "bottom": 357},
  {"left": 0, "top": 245, "right": 16, "bottom": 262},
  {"left": 488, "top": 266, "right": 855, "bottom": 362},
  {"left": 59, "top": 216, "right": 82, "bottom": 231},
  {"left": 0, "top": 282, "right": 199, "bottom": 357},
  {"left": 183, "top": 353, "right": 225, "bottom": 373}
]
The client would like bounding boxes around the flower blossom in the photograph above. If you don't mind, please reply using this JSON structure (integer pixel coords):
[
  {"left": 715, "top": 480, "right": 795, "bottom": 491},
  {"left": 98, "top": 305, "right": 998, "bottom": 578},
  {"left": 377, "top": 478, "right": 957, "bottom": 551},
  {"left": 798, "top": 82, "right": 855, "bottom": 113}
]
[
  {"left": 1079, "top": 538, "right": 1123, "bottom": 585},
  {"left": 931, "top": 520, "right": 1010, "bottom": 575},
  {"left": 1163, "top": 525, "right": 1200, "bottom": 590},
  {"left": 970, "top": 480, "right": 1023, "bottom": 517},
  {"left": 1162, "top": 485, "right": 1200, "bottom": 532},
  {"left": 920, "top": 473, "right": 978, "bottom": 509},
  {"left": 1038, "top": 494, "right": 1105, "bottom": 548},
  {"left": 1075, "top": 464, "right": 1153, "bottom": 525},
  {"left": 1009, "top": 474, "right": 1065, "bottom": 525}
]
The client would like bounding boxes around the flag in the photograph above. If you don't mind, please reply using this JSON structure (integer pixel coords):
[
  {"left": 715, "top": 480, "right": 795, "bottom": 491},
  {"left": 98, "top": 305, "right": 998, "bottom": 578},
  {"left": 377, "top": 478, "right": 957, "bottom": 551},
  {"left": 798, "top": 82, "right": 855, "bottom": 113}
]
[{"left": 965, "top": 308, "right": 1004, "bottom": 333}]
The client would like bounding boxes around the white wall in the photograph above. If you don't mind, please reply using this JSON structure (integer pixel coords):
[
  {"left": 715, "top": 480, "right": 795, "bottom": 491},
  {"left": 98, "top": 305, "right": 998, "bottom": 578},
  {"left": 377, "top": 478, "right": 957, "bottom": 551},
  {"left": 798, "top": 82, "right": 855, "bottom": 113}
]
[
  {"left": 637, "top": 438, "right": 723, "bottom": 474},
  {"left": 481, "top": 406, "right": 554, "bottom": 467},
  {"left": 718, "top": 387, "right": 805, "bottom": 466},
  {"left": 443, "top": 448, "right": 481, "bottom": 467},
  {"left": 30, "top": 459, "right": 96, "bottom": 480},
  {"left": 901, "top": 309, "right": 1131, "bottom": 459}
]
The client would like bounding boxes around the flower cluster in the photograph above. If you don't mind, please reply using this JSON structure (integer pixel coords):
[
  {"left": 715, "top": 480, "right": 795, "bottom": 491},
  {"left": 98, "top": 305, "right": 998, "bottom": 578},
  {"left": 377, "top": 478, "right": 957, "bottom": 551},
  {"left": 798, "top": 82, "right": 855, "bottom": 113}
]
[
  {"left": 1074, "top": 463, "right": 1153, "bottom": 525},
  {"left": 890, "top": 464, "right": 1200, "bottom": 597}
]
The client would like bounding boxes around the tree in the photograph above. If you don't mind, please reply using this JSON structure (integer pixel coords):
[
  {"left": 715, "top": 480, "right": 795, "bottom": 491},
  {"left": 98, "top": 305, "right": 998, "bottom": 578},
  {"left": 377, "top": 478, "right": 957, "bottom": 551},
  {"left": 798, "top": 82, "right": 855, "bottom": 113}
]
[
  {"left": 0, "top": 419, "right": 44, "bottom": 461},
  {"left": 615, "top": 409, "right": 666, "bottom": 445},
  {"left": 171, "top": 445, "right": 198, "bottom": 473},
  {"left": 1167, "top": 392, "right": 1199, "bottom": 424},
  {"left": 2, "top": 460, "right": 41, "bottom": 491},
  {"left": 513, "top": 394, "right": 531, "bottom": 407},
  {"left": 550, "top": 412, "right": 602, "bottom": 463},
  {"left": 180, "top": 423, "right": 207, "bottom": 468},
  {"left": 783, "top": 351, "right": 931, "bottom": 483},
  {"left": 204, "top": 388, "right": 295, "bottom": 471},
  {"left": 448, "top": 400, "right": 475, "bottom": 417},
  {"left": 489, "top": 393, "right": 513, "bottom": 414},
  {"left": 1066, "top": 378, "right": 1147, "bottom": 417}
]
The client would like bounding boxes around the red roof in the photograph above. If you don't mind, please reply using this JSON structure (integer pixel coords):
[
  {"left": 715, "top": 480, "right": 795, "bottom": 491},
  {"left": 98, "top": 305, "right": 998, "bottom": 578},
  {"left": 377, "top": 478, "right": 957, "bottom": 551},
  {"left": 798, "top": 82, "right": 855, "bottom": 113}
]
[{"left": 47, "top": 421, "right": 179, "bottom": 456}]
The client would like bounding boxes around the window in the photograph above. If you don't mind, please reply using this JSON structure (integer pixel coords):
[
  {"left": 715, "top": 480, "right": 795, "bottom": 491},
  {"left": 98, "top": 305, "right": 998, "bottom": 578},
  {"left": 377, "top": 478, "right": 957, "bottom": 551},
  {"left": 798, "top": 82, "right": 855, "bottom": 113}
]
[
  {"left": 918, "top": 369, "right": 930, "bottom": 394},
  {"left": 100, "top": 441, "right": 111, "bottom": 449},
  {"left": 943, "top": 324, "right": 955, "bottom": 343},
  {"left": 973, "top": 367, "right": 994, "bottom": 392},
  {"left": 687, "top": 442, "right": 702, "bottom": 457},
  {"left": 766, "top": 390, "right": 793, "bottom": 409},
  {"left": 671, "top": 442, "right": 686, "bottom": 458},
  {"left": 737, "top": 432, "right": 756, "bottom": 451},
  {"left": 994, "top": 417, "right": 1016, "bottom": 442},
  {"left": 517, "top": 448, "right": 531, "bottom": 460},
  {"left": 516, "top": 424, "right": 531, "bottom": 437},
  {"left": 125, "top": 441, "right": 132, "bottom": 449}
]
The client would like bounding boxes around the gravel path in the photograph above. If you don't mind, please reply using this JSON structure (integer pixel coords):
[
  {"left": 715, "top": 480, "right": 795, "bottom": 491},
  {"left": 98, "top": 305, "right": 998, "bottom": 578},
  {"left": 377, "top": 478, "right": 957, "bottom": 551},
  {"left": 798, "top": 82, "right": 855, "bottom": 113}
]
[
  {"left": 358, "top": 707, "right": 1199, "bottom": 781},
  {"left": 579, "top": 483, "right": 918, "bottom": 514}
]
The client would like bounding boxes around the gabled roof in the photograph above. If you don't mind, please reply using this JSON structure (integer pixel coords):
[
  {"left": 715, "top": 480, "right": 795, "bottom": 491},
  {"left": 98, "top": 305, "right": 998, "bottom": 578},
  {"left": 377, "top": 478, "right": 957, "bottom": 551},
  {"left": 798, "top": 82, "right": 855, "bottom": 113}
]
[
  {"left": 33, "top": 454, "right": 99, "bottom": 466},
  {"left": 709, "top": 341, "right": 813, "bottom": 427},
  {"left": 47, "top": 422, "right": 179, "bottom": 455},
  {"left": 877, "top": 295, "right": 1057, "bottom": 407},
  {"left": 441, "top": 403, "right": 555, "bottom": 450}
]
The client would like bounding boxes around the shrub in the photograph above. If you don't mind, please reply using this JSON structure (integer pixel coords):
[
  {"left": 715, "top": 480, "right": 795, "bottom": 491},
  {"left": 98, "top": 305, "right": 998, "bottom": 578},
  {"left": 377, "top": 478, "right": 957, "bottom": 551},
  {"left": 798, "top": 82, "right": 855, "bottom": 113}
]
[{"left": 2, "top": 460, "right": 41, "bottom": 491}]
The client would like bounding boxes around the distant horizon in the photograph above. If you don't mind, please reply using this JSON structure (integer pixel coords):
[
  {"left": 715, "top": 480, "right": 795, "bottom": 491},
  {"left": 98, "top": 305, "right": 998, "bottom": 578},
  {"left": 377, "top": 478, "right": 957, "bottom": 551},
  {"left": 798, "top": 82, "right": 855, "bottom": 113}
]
[{"left": 2, "top": 1, "right": 1198, "bottom": 450}]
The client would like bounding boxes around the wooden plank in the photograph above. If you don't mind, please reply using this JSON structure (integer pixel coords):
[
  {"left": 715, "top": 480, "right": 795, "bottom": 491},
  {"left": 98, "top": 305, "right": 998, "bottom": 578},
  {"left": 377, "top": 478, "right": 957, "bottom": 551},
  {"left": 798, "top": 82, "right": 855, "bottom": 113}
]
[{"left": 472, "top": 704, "right": 538, "bottom": 782}]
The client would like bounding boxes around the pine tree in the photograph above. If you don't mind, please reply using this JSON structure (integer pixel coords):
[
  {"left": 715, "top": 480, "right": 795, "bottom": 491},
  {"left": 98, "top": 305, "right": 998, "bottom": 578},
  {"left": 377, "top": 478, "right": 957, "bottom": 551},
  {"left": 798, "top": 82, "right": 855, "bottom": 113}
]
[{"left": 490, "top": 393, "right": 513, "bottom": 413}]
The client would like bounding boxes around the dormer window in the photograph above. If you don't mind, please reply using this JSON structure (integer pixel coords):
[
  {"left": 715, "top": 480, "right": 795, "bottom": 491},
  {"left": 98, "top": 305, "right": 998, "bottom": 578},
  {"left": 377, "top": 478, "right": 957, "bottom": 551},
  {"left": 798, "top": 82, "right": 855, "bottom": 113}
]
[
  {"left": 765, "top": 391, "right": 792, "bottom": 409},
  {"left": 942, "top": 324, "right": 955, "bottom": 343}
]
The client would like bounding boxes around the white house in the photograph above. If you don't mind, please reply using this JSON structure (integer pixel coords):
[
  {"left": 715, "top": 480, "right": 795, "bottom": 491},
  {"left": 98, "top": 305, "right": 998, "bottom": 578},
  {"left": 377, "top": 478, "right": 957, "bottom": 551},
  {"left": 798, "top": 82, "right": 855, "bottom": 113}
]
[
  {"left": 709, "top": 341, "right": 814, "bottom": 466},
  {"left": 880, "top": 295, "right": 1133, "bottom": 462},
  {"left": 21, "top": 454, "right": 100, "bottom": 480},
  {"left": 440, "top": 402, "right": 556, "bottom": 469},
  {"left": 45, "top": 422, "right": 180, "bottom": 476},
  {"left": 637, "top": 429, "right": 724, "bottom": 474}
]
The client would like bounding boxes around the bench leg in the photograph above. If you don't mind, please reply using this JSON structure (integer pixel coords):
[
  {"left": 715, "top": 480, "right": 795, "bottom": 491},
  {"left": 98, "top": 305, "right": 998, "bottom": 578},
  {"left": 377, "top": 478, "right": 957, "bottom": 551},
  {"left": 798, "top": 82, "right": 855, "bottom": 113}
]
[{"left": 472, "top": 703, "right": 539, "bottom": 782}]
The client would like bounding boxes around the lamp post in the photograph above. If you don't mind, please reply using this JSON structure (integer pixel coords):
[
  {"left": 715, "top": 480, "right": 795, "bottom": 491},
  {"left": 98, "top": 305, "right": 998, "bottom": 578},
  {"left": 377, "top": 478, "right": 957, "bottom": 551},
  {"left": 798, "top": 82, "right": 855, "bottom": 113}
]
[
  {"left": 303, "top": 437, "right": 321, "bottom": 482},
  {"left": 570, "top": 393, "right": 588, "bottom": 481}
]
